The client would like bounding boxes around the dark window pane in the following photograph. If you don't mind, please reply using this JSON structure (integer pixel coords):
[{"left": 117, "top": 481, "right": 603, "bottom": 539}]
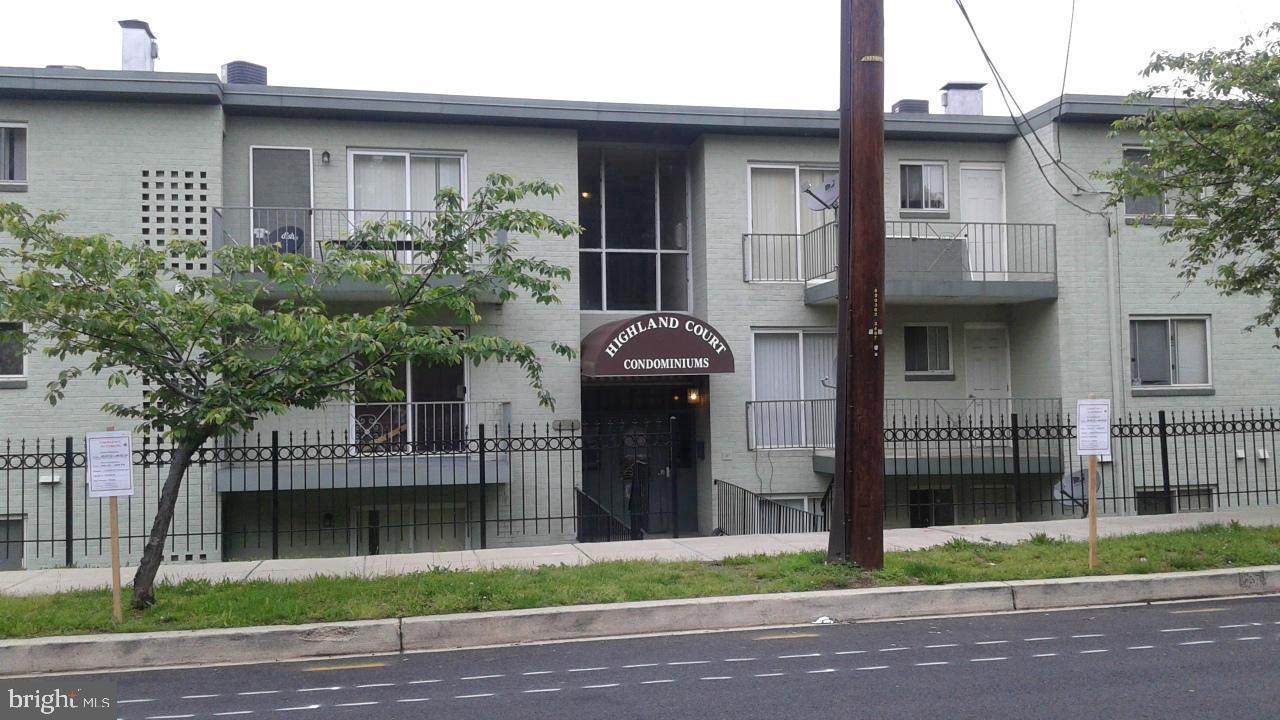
[
  {"left": 1123, "top": 149, "right": 1164, "bottom": 215},
  {"left": 1131, "top": 319, "right": 1171, "bottom": 385},
  {"left": 1, "top": 128, "right": 26, "bottom": 183},
  {"left": 604, "top": 148, "right": 656, "bottom": 249},
  {"left": 660, "top": 253, "right": 688, "bottom": 311},
  {"left": 579, "top": 146, "right": 602, "bottom": 249},
  {"left": 904, "top": 326, "right": 928, "bottom": 372},
  {"left": 900, "top": 165, "right": 923, "bottom": 209},
  {"left": 659, "top": 151, "right": 688, "bottom": 250},
  {"left": 606, "top": 253, "right": 656, "bottom": 310},
  {"left": 580, "top": 252, "right": 602, "bottom": 310},
  {"left": 928, "top": 326, "right": 950, "bottom": 371},
  {"left": 0, "top": 323, "right": 23, "bottom": 376}
]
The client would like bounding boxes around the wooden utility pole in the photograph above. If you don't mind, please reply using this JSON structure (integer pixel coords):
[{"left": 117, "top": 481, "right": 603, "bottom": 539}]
[{"left": 828, "top": 0, "right": 886, "bottom": 569}]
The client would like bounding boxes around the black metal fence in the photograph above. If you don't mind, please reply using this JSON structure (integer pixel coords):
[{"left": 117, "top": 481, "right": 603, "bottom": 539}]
[
  {"left": 0, "top": 421, "right": 678, "bottom": 569},
  {"left": 730, "top": 406, "right": 1280, "bottom": 531}
]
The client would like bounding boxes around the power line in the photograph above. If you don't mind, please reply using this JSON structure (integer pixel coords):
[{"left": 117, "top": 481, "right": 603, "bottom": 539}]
[
  {"left": 1055, "top": 0, "right": 1077, "bottom": 161},
  {"left": 952, "top": 0, "right": 1106, "bottom": 217}
]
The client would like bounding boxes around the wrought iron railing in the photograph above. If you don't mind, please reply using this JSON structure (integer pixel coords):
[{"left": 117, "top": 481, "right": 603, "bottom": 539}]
[
  {"left": 714, "top": 479, "right": 829, "bottom": 535},
  {"left": 211, "top": 207, "right": 449, "bottom": 269},
  {"left": 742, "top": 220, "right": 1056, "bottom": 284},
  {"left": 348, "top": 401, "right": 512, "bottom": 451}
]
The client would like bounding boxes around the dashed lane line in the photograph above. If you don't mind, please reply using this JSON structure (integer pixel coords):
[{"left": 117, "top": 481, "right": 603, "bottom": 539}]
[
  {"left": 805, "top": 669, "right": 836, "bottom": 674},
  {"left": 1238, "top": 636, "right": 1263, "bottom": 641},
  {"left": 181, "top": 695, "right": 220, "bottom": 700},
  {"left": 778, "top": 653, "right": 822, "bottom": 659},
  {"left": 1127, "top": 646, "right": 1155, "bottom": 650},
  {"left": 582, "top": 684, "right": 620, "bottom": 689},
  {"left": 522, "top": 689, "right": 561, "bottom": 694},
  {"left": 333, "top": 702, "right": 379, "bottom": 708},
  {"left": 1024, "top": 637, "right": 1056, "bottom": 642},
  {"left": 1033, "top": 653, "right": 1059, "bottom": 658},
  {"left": 641, "top": 680, "right": 676, "bottom": 685},
  {"left": 836, "top": 650, "right": 868, "bottom": 655},
  {"left": 668, "top": 660, "right": 710, "bottom": 666},
  {"left": 970, "top": 657, "right": 1008, "bottom": 663},
  {"left": 396, "top": 698, "right": 431, "bottom": 703},
  {"left": 973, "top": 641, "right": 1007, "bottom": 646},
  {"left": 1078, "top": 649, "right": 1109, "bottom": 654},
  {"left": 724, "top": 658, "right": 757, "bottom": 662},
  {"left": 622, "top": 664, "right": 658, "bottom": 669},
  {"left": 915, "top": 662, "right": 949, "bottom": 667},
  {"left": 924, "top": 644, "right": 958, "bottom": 649},
  {"left": 296, "top": 688, "right": 341, "bottom": 693},
  {"left": 1071, "top": 634, "right": 1104, "bottom": 639},
  {"left": 273, "top": 705, "right": 319, "bottom": 712},
  {"left": 454, "top": 694, "right": 495, "bottom": 700},
  {"left": 408, "top": 680, "right": 441, "bottom": 685},
  {"left": 213, "top": 712, "right": 254, "bottom": 716},
  {"left": 567, "top": 667, "right": 609, "bottom": 673},
  {"left": 701, "top": 676, "right": 734, "bottom": 680},
  {"left": 355, "top": 683, "right": 394, "bottom": 689},
  {"left": 239, "top": 691, "right": 280, "bottom": 697},
  {"left": 856, "top": 666, "right": 889, "bottom": 671},
  {"left": 1160, "top": 627, "right": 1203, "bottom": 633},
  {"left": 754, "top": 673, "right": 786, "bottom": 678},
  {"left": 145, "top": 715, "right": 194, "bottom": 719},
  {"left": 878, "top": 647, "right": 910, "bottom": 652},
  {"left": 1178, "top": 640, "right": 1216, "bottom": 646},
  {"left": 521, "top": 671, "right": 554, "bottom": 676},
  {"left": 119, "top": 700, "right": 156, "bottom": 705},
  {"left": 460, "top": 675, "right": 504, "bottom": 681}
]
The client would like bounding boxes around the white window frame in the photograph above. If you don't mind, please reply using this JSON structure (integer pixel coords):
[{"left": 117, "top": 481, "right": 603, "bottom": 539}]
[
  {"left": 579, "top": 145, "right": 692, "bottom": 312},
  {"left": 0, "top": 122, "right": 28, "bottom": 187},
  {"left": 0, "top": 321, "right": 26, "bottom": 380},
  {"left": 1128, "top": 315, "right": 1213, "bottom": 389},
  {"left": 903, "top": 322, "right": 953, "bottom": 376},
  {"left": 745, "top": 163, "right": 838, "bottom": 283},
  {"left": 898, "top": 160, "right": 949, "bottom": 212}
]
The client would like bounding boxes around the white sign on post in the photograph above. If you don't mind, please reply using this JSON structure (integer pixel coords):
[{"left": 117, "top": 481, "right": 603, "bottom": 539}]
[
  {"left": 1076, "top": 399, "right": 1112, "bottom": 457},
  {"left": 86, "top": 431, "right": 135, "bottom": 498}
]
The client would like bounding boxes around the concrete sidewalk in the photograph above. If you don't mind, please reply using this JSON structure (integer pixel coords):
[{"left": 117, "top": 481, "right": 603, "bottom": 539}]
[{"left": 2, "top": 507, "right": 1278, "bottom": 597}]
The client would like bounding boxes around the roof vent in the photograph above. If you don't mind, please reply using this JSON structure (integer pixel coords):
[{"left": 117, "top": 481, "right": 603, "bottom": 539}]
[
  {"left": 221, "top": 61, "right": 268, "bottom": 85},
  {"left": 940, "top": 82, "right": 985, "bottom": 115},
  {"left": 118, "top": 20, "right": 158, "bottom": 72},
  {"left": 892, "top": 99, "right": 929, "bottom": 114}
]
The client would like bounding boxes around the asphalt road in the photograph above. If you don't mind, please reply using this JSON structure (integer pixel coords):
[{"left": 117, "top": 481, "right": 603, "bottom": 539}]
[{"left": 69, "top": 595, "right": 1280, "bottom": 720}]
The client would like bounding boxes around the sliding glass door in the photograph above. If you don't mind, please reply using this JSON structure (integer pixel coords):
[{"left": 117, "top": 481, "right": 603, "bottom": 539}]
[{"left": 350, "top": 151, "right": 463, "bottom": 264}]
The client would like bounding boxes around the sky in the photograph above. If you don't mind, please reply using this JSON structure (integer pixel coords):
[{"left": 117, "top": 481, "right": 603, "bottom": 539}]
[{"left": 2, "top": 0, "right": 1275, "bottom": 111}]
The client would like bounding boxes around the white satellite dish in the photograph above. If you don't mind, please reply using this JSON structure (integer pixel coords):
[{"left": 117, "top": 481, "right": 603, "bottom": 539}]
[{"left": 804, "top": 176, "right": 839, "bottom": 211}]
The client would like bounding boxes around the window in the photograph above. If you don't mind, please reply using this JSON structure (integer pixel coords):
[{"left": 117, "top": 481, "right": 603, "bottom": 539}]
[
  {"left": 751, "top": 330, "right": 836, "bottom": 448},
  {"left": 1130, "top": 317, "right": 1210, "bottom": 387},
  {"left": 0, "top": 125, "right": 26, "bottom": 185},
  {"left": 904, "top": 324, "right": 951, "bottom": 375},
  {"left": 349, "top": 150, "right": 463, "bottom": 264},
  {"left": 0, "top": 323, "right": 25, "bottom": 378},
  {"left": 1122, "top": 148, "right": 1164, "bottom": 216},
  {"left": 745, "top": 165, "right": 836, "bottom": 281},
  {"left": 579, "top": 146, "right": 689, "bottom": 310},
  {"left": 899, "top": 162, "right": 946, "bottom": 210}
]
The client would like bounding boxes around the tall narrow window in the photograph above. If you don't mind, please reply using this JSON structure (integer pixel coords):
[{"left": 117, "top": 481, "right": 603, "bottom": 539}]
[
  {"left": 0, "top": 126, "right": 26, "bottom": 185},
  {"left": 1122, "top": 149, "right": 1164, "bottom": 216},
  {"left": 578, "top": 146, "right": 690, "bottom": 311},
  {"left": 0, "top": 323, "right": 25, "bottom": 378}
]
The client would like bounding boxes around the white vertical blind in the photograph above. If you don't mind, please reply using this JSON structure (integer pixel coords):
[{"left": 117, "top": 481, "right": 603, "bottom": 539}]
[
  {"left": 753, "top": 333, "right": 802, "bottom": 447},
  {"left": 801, "top": 331, "right": 837, "bottom": 448},
  {"left": 750, "top": 168, "right": 799, "bottom": 280},
  {"left": 353, "top": 154, "right": 407, "bottom": 212},
  {"left": 410, "top": 156, "right": 462, "bottom": 211},
  {"left": 1174, "top": 319, "right": 1209, "bottom": 384}
]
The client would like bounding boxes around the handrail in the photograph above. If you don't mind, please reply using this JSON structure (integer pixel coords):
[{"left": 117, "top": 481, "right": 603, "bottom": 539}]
[{"left": 714, "top": 479, "right": 828, "bottom": 535}]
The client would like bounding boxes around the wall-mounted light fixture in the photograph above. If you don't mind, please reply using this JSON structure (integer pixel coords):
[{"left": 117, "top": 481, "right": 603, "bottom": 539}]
[
  {"left": 321, "top": 150, "right": 331, "bottom": 165},
  {"left": 581, "top": 190, "right": 592, "bottom": 199},
  {"left": 686, "top": 387, "right": 701, "bottom": 405}
]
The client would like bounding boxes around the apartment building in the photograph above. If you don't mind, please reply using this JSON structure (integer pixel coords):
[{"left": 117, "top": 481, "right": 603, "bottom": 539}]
[{"left": 2, "top": 22, "right": 1277, "bottom": 568}]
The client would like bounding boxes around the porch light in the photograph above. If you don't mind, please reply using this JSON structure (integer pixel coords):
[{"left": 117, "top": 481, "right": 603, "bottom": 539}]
[
  {"left": 321, "top": 150, "right": 331, "bottom": 165},
  {"left": 686, "top": 388, "right": 701, "bottom": 405},
  {"left": 581, "top": 191, "right": 592, "bottom": 199}
]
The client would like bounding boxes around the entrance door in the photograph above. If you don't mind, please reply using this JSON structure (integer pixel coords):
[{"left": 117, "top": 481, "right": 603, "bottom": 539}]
[
  {"left": 250, "top": 147, "right": 313, "bottom": 256},
  {"left": 960, "top": 166, "right": 1005, "bottom": 280},
  {"left": 964, "top": 325, "right": 1011, "bottom": 421},
  {"left": 352, "top": 358, "right": 466, "bottom": 449}
]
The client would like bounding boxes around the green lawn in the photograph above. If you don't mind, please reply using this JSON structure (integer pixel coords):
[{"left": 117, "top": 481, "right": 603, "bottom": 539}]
[{"left": 2, "top": 522, "right": 1278, "bottom": 640}]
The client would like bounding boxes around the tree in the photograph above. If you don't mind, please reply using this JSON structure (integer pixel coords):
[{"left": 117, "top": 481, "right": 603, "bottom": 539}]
[
  {"left": 0, "top": 174, "right": 577, "bottom": 609},
  {"left": 1102, "top": 22, "right": 1280, "bottom": 337}
]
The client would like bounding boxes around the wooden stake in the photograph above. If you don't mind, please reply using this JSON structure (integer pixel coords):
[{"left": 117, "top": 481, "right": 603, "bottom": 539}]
[
  {"left": 109, "top": 495, "right": 123, "bottom": 622},
  {"left": 1086, "top": 393, "right": 1098, "bottom": 569}
]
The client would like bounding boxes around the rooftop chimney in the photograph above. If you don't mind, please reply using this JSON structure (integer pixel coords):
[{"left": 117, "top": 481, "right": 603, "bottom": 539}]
[
  {"left": 118, "top": 20, "right": 158, "bottom": 72},
  {"left": 221, "top": 61, "right": 268, "bottom": 85},
  {"left": 940, "top": 82, "right": 985, "bottom": 115},
  {"left": 891, "top": 99, "right": 929, "bottom": 114}
]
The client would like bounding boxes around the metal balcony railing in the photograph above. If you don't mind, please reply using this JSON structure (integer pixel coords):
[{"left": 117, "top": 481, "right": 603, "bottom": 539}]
[
  {"left": 745, "top": 397, "right": 1064, "bottom": 450},
  {"left": 212, "top": 207, "right": 450, "bottom": 270},
  {"left": 742, "top": 220, "right": 1056, "bottom": 284},
  {"left": 348, "top": 400, "right": 512, "bottom": 451}
]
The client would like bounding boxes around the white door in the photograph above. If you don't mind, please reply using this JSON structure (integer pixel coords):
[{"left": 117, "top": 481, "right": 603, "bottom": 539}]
[
  {"left": 960, "top": 167, "right": 1006, "bottom": 280},
  {"left": 964, "top": 326, "right": 1010, "bottom": 421}
]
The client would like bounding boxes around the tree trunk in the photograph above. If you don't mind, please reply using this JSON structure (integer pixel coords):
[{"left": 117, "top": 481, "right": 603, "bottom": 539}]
[{"left": 130, "top": 434, "right": 205, "bottom": 609}]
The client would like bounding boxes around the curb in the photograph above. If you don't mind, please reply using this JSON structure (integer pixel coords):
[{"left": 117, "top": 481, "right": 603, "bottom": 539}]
[{"left": 2, "top": 565, "right": 1277, "bottom": 675}]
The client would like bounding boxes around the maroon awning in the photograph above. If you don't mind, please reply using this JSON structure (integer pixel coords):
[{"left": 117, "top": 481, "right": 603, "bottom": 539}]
[{"left": 581, "top": 313, "right": 736, "bottom": 377}]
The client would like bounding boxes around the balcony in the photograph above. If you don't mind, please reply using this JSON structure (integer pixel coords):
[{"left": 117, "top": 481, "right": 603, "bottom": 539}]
[
  {"left": 742, "top": 220, "right": 1057, "bottom": 304},
  {"left": 211, "top": 207, "right": 503, "bottom": 303},
  {"left": 745, "top": 397, "right": 1064, "bottom": 475}
]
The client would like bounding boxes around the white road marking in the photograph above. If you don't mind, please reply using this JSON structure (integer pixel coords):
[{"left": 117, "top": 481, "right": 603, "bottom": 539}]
[
  {"left": 779, "top": 653, "right": 821, "bottom": 659},
  {"left": 454, "top": 694, "right": 494, "bottom": 699},
  {"left": 668, "top": 660, "right": 710, "bottom": 666},
  {"left": 240, "top": 691, "right": 280, "bottom": 696},
  {"left": 641, "top": 680, "right": 676, "bottom": 685},
  {"left": 724, "top": 658, "right": 757, "bottom": 662},
  {"left": 1024, "top": 637, "right": 1056, "bottom": 642},
  {"left": 701, "top": 676, "right": 734, "bottom": 680},
  {"left": 181, "top": 694, "right": 220, "bottom": 699},
  {"left": 1071, "top": 634, "right": 1104, "bottom": 639},
  {"left": 1127, "top": 646, "right": 1155, "bottom": 650},
  {"left": 836, "top": 650, "right": 868, "bottom": 655},
  {"left": 396, "top": 698, "right": 430, "bottom": 703},
  {"left": 1238, "top": 636, "right": 1263, "bottom": 641},
  {"left": 213, "top": 712, "right": 254, "bottom": 716},
  {"left": 522, "top": 689, "right": 561, "bottom": 694},
  {"left": 856, "top": 666, "right": 889, "bottom": 671},
  {"left": 522, "top": 671, "right": 554, "bottom": 676},
  {"left": 974, "top": 641, "right": 1007, "bottom": 646},
  {"left": 970, "top": 657, "right": 1008, "bottom": 663},
  {"left": 119, "top": 700, "right": 156, "bottom": 705},
  {"left": 408, "top": 679, "right": 441, "bottom": 685},
  {"left": 334, "top": 702, "right": 379, "bottom": 707},
  {"left": 879, "top": 647, "right": 910, "bottom": 652},
  {"left": 1178, "top": 640, "right": 1216, "bottom": 646},
  {"left": 924, "top": 644, "right": 957, "bottom": 649},
  {"left": 296, "top": 688, "right": 341, "bottom": 693},
  {"left": 460, "top": 675, "right": 503, "bottom": 681},
  {"left": 1160, "top": 627, "right": 1202, "bottom": 633},
  {"left": 1033, "top": 653, "right": 1059, "bottom": 658},
  {"left": 914, "top": 662, "right": 949, "bottom": 667},
  {"left": 567, "top": 667, "right": 608, "bottom": 673},
  {"left": 1079, "top": 649, "right": 1109, "bottom": 654},
  {"left": 622, "top": 664, "right": 658, "bottom": 669},
  {"left": 582, "top": 684, "right": 620, "bottom": 689},
  {"left": 1219, "top": 624, "right": 1251, "bottom": 629},
  {"left": 355, "top": 683, "right": 394, "bottom": 689},
  {"left": 273, "top": 705, "right": 319, "bottom": 712},
  {"left": 805, "top": 669, "right": 836, "bottom": 674}
]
